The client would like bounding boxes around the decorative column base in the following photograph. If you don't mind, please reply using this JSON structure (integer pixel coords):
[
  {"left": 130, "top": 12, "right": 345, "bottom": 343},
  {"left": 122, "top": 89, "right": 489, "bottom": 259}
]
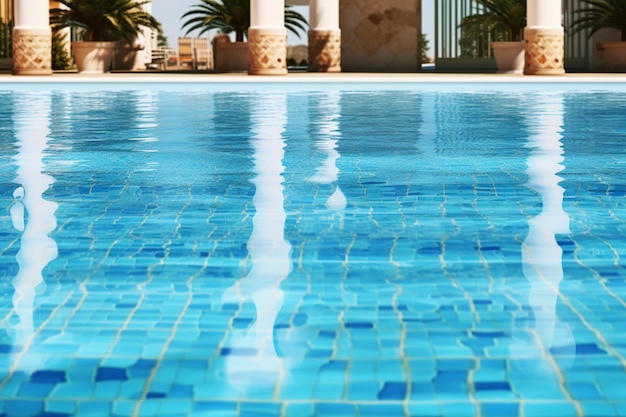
[
  {"left": 248, "top": 27, "right": 287, "bottom": 76},
  {"left": 12, "top": 27, "right": 52, "bottom": 76},
  {"left": 308, "top": 29, "right": 341, "bottom": 72},
  {"left": 524, "top": 27, "right": 565, "bottom": 75}
]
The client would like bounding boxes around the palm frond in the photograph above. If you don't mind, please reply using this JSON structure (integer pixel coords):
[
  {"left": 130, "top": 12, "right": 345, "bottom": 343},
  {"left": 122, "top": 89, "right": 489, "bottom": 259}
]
[
  {"left": 572, "top": 0, "right": 626, "bottom": 40},
  {"left": 50, "top": 0, "right": 161, "bottom": 41},
  {"left": 459, "top": 0, "right": 526, "bottom": 41},
  {"left": 181, "top": 0, "right": 308, "bottom": 42}
]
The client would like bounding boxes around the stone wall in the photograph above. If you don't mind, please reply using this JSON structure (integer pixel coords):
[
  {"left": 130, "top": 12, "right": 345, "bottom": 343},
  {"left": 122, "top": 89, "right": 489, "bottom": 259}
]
[{"left": 339, "top": 0, "right": 421, "bottom": 72}]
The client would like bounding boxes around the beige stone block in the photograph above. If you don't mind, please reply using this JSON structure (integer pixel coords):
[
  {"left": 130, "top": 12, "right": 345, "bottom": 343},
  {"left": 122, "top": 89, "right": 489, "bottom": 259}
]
[{"left": 340, "top": 0, "right": 420, "bottom": 72}]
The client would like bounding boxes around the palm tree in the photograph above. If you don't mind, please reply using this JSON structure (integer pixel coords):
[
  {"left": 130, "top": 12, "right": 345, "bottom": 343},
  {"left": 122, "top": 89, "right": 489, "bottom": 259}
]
[
  {"left": 459, "top": 0, "right": 526, "bottom": 42},
  {"left": 181, "top": 0, "right": 308, "bottom": 42},
  {"left": 50, "top": 0, "right": 161, "bottom": 42},
  {"left": 572, "top": 0, "right": 626, "bottom": 41}
]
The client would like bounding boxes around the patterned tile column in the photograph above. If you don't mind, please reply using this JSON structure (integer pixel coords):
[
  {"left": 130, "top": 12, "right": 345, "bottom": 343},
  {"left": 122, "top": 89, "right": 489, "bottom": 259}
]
[
  {"left": 524, "top": 0, "right": 564, "bottom": 75},
  {"left": 248, "top": 28, "right": 287, "bottom": 75},
  {"left": 308, "top": 0, "right": 341, "bottom": 72},
  {"left": 12, "top": 0, "right": 52, "bottom": 75},
  {"left": 249, "top": 0, "right": 287, "bottom": 75}
]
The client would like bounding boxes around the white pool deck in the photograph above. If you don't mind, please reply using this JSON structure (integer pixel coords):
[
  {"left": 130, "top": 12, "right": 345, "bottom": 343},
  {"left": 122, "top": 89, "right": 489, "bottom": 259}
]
[{"left": 1, "top": 71, "right": 626, "bottom": 86}]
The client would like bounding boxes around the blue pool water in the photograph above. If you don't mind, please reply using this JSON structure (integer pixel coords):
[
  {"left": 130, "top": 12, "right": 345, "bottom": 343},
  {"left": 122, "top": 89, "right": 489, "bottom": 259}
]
[{"left": 1, "top": 83, "right": 626, "bottom": 417}]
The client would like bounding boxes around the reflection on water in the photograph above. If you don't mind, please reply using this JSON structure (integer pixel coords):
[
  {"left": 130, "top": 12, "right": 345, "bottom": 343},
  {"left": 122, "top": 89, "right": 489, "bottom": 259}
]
[
  {"left": 222, "top": 92, "right": 292, "bottom": 390},
  {"left": 514, "top": 93, "right": 574, "bottom": 372},
  {"left": 309, "top": 91, "right": 346, "bottom": 211},
  {"left": 9, "top": 92, "right": 58, "bottom": 372}
]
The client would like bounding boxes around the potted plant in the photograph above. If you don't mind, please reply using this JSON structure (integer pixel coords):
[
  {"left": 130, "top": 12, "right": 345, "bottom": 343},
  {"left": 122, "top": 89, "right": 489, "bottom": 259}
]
[
  {"left": 460, "top": 0, "right": 526, "bottom": 73},
  {"left": 50, "top": 0, "right": 161, "bottom": 73},
  {"left": 181, "top": 0, "right": 307, "bottom": 72},
  {"left": 572, "top": 0, "right": 626, "bottom": 72}
]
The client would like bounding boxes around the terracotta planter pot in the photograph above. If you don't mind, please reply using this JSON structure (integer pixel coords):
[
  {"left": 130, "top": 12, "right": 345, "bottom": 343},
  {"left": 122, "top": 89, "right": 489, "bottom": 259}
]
[
  {"left": 113, "top": 39, "right": 146, "bottom": 71},
  {"left": 71, "top": 42, "right": 116, "bottom": 74},
  {"left": 603, "top": 42, "right": 626, "bottom": 72},
  {"left": 213, "top": 38, "right": 248, "bottom": 73},
  {"left": 492, "top": 41, "right": 524, "bottom": 74}
]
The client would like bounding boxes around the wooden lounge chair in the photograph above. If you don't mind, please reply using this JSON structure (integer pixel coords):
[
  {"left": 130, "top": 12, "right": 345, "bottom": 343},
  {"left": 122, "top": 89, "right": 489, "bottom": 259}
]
[
  {"left": 193, "top": 38, "right": 212, "bottom": 70},
  {"left": 178, "top": 37, "right": 193, "bottom": 70}
]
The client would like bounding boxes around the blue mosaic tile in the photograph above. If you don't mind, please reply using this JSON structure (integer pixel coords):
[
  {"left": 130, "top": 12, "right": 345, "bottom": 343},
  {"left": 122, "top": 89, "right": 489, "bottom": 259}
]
[
  {"left": 481, "top": 402, "right": 520, "bottom": 417},
  {"left": 0, "top": 345, "right": 14, "bottom": 353},
  {"left": 3, "top": 87, "right": 626, "bottom": 416},
  {"left": 566, "top": 382, "right": 603, "bottom": 400},
  {"left": 17, "top": 382, "right": 57, "bottom": 397},
  {"left": 440, "top": 402, "right": 478, "bottom": 417},
  {"left": 4, "top": 400, "right": 45, "bottom": 416},
  {"left": 435, "top": 370, "right": 468, "bottom": 382},
  {"left": 193, "top": 401, "right": 237, "bottom": 413},
  {"left": 44, "top": 400, "right": 76, "bottom": 415},
  {"left": 219, "top": 347, "right": 258, "bottom": 356},
  {"left": 95, "top": 367, "right": 129, "bottom": 382},
  {"left": 31, "top": 371, "right": 66, "bottom": 384},
  {"left": 378, "top": 381, "right": 407, "bottom": 400},
  {"left": 550, "top": 343, "right": 607, "bottom": 355},
  {"left": 344, "top": 322, "right": 373, "bottom": 329},
  {"left": 474, "top": 382, "right": 511, "bottom": 392},
  {"left": 523, "top": 402, "right": 579, "bottom": 417},
  {"left": 307, "top": 349, "right": 333, "bottom": 358},
  {"left": 471, "top": 331, "right": 507, "bottom": 338},
  {"left": 316, "top": 403, "right": 356, "bottom": 416}
]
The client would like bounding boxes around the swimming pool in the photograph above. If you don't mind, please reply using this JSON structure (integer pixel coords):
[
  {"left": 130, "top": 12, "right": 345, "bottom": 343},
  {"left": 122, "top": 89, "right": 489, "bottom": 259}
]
[{"left": 1, "top": 81, "right": 626, "bottom": 417}]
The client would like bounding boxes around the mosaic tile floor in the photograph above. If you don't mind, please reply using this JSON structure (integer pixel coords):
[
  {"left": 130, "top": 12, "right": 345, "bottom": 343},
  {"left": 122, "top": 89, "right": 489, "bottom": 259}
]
[{"left": 0, "top": 85, "right": 625, "bottom": 416}]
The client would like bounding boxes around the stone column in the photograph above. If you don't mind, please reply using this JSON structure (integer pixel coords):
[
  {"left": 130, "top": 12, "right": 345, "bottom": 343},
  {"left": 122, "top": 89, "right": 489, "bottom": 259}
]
[
  {"left": 249, "top": 0, "right": 287, "bottom": 75},
  {"left": 524, "top": 0, "right": 564, "bottom": 75},
  {"left": 308, "top": 0, "right": 341, "bottom": 72},
  {"left": 12, "top": 0, "right": 52, "bottom": 75}
]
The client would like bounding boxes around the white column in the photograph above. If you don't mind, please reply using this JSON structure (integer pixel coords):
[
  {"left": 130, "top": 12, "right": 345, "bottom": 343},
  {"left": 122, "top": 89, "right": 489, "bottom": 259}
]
[
  {"left": 223, "top": 92, "right": 291, "bottom": 389},
  {"left": 308, "top": 0, "right": 341, "bottom": 72},
  {"left": 248, "top": 0, "right": 287, "bottom": 75},
  {"left": 524, "top": 0, "right": 565, "bottom": 75},
  {"left": 12, "top": 0, "right": 52, "bottom": 75},
  {"left": 10, "top": 92, "right": 58, "bottom": 373},
  {"left": 511, "top": 93, "right": 574, "bottom": 372},
  {"left": 309, "top": 92, "right": 346, "bottom": 209},
  {"left": 141, "top": 1, "right": 153, "bottom": 69}
]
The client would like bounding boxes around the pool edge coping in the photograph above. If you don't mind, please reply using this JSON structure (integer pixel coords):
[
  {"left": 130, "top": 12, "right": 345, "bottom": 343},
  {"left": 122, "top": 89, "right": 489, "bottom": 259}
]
[{"left": 2, "top": 72, "right": 626, "bottom": 85}]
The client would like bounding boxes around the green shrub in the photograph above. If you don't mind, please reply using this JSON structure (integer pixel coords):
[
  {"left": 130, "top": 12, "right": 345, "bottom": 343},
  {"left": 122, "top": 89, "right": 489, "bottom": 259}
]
[{"left": 52, "top": 32, "right": 73, "bottom": 70}]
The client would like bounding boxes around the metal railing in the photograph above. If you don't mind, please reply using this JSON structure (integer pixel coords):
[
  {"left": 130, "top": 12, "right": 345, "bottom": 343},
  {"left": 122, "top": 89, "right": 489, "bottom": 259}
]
[
  {"left": 0, "top": 0, "right": 12, "bottom": 60},
  {"left": 435, "top": 0, "right": 591, "bottom": 71},
  {"left": 0, "top": 20, "right": 10, "bottom": 59}
]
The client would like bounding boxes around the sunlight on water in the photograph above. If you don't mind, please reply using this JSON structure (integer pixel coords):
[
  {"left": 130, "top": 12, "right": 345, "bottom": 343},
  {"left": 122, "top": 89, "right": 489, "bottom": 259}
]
[{"left": 0, "top": 86, "right": 625, "bottom": 417}]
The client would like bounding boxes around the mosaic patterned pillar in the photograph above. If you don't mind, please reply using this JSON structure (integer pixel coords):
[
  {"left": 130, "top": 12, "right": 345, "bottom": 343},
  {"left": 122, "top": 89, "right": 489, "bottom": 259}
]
[
  {"left": 524, "top": 0, "right": 565, "bottom": 75},
  {"left": 308, "top": 30, "right": 341, "bottom": 72},
  {"left": 248, "top": 28, "right": 287, "bottom": 75},
  {"left": 249, "top": 0, "right": 287, "bottom": 75},
  {"left": 308, "top": 0, "right": 341, "bottom": 72},
  {"left": 12, "top": 28, "right": 52, "bottom": 75},
  {"left": 524, "top": 28, "right": 565, "bottom": 75},
  {"left": 12, "top": 0, "right": 52, "bottom": 75}
]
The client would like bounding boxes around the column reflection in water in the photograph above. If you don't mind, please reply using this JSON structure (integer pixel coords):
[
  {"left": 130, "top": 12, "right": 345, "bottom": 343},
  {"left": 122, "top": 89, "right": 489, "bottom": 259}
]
[
  {"left": 223, "top": 92, "right": 292, "bottom": 390},
  {"left": 309, "top": 91, "right": 346, "bottom": 210},
  {"left": 9, "top": 92, "right": 58, "bottom": 372},
  {"left": 514, "top": 93, "right": 574, "bottom": 372}
]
